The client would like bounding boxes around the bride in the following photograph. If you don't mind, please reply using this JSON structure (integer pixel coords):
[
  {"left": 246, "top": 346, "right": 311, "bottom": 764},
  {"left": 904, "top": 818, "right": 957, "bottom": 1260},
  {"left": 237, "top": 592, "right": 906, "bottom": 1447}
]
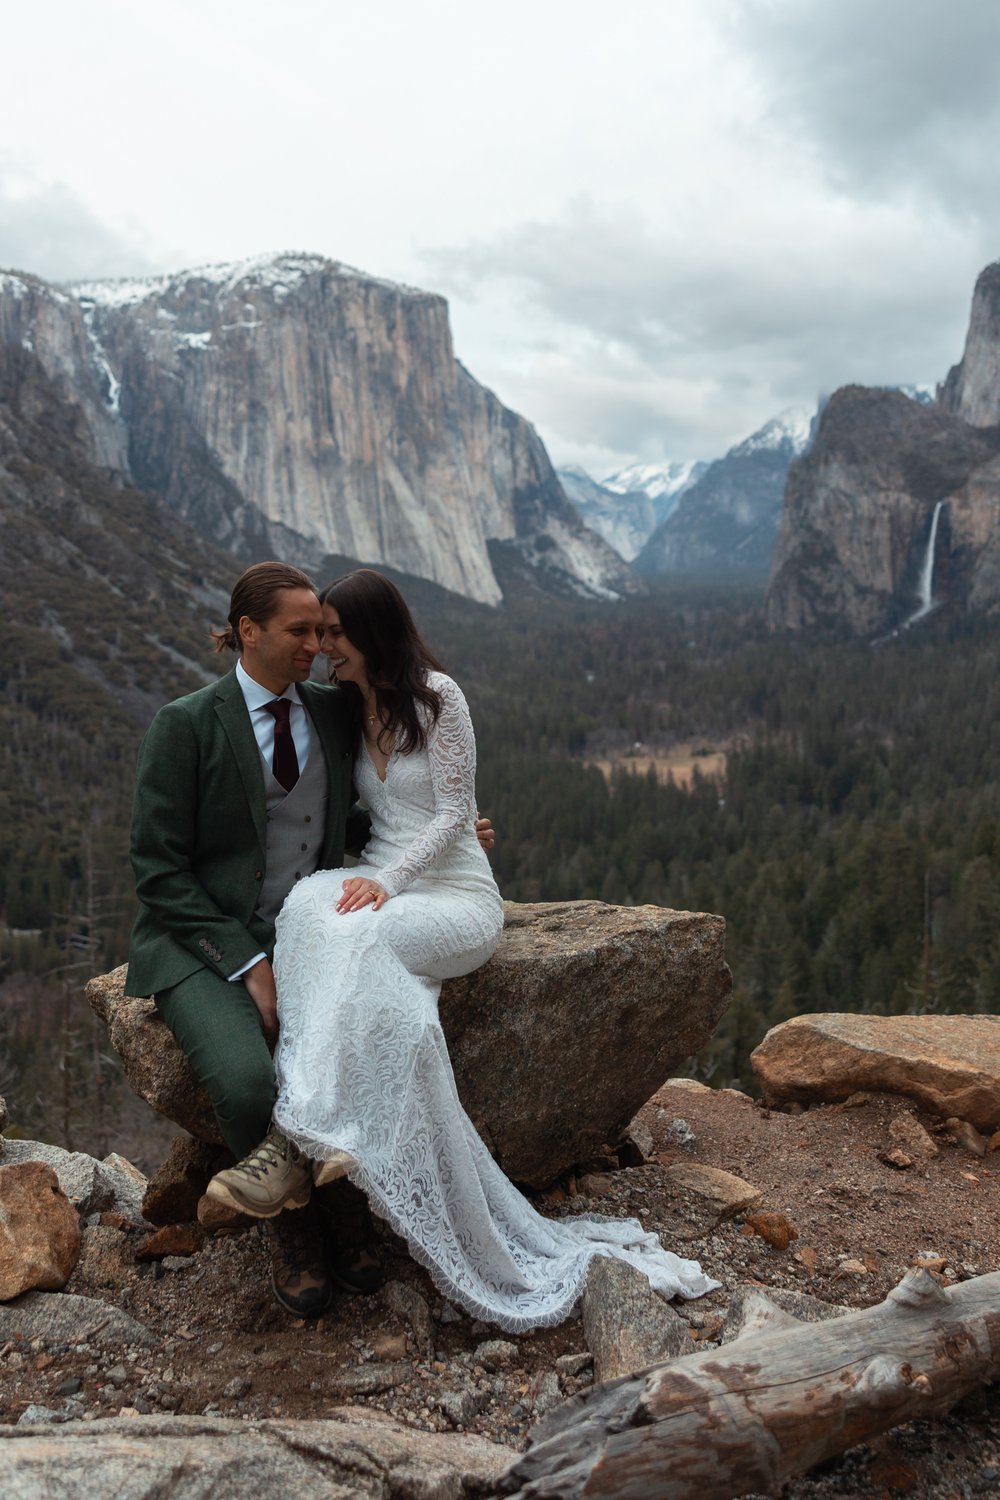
[{"left": 206, "top": 568, "right": 718, "bottom": 1330}]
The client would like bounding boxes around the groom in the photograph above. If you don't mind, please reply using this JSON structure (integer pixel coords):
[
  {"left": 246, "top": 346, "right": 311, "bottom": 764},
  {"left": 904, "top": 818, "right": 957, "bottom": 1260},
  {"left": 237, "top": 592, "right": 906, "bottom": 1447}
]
[{"left": 127, "top": 560, "right": 492, "bottom": 1318}]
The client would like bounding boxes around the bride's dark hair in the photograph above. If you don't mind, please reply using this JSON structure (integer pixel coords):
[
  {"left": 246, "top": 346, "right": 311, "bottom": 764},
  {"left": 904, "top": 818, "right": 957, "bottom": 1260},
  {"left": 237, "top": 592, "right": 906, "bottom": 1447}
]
[{"left": 319, "top": 569, "right": 444, "bottom": 754}]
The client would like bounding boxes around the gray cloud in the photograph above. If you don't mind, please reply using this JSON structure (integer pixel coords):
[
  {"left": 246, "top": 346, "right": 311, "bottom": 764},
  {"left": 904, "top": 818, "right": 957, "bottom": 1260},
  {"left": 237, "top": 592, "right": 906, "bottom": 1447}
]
[
  {"left": 733, "top": 0, "right": 1000, "bottom": 216},
  {"left": 426, "top": 196, "right": 981, "bottom": 462},
  {"left": 0, "top": 163, "right": 157, "bottom": 282}
]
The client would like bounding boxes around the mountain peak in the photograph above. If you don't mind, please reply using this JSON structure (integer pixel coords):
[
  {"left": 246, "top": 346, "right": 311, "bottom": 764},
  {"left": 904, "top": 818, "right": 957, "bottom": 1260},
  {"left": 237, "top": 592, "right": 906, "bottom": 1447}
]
[{"left": 69, "top": 251, "right": 429, "bottom": 310}]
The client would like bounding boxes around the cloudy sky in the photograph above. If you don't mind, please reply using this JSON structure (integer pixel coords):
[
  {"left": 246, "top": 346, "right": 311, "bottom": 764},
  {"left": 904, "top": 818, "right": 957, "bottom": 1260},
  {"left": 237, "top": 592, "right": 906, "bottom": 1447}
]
[{"left": 2, "top": 0, "right": 999, "bottom": 474}]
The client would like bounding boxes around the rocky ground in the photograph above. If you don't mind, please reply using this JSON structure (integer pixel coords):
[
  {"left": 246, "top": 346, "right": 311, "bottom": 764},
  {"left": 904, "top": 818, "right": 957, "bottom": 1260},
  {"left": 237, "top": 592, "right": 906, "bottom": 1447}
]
[{"left": 2, "top": 1081, "right": 999, "bottom": 1497}]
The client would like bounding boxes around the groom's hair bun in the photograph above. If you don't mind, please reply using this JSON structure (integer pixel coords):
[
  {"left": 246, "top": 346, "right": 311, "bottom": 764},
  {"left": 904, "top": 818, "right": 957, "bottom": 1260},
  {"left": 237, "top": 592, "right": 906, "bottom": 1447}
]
[{"left": 212, "top": 561, "right": 316, "bottom": 653}]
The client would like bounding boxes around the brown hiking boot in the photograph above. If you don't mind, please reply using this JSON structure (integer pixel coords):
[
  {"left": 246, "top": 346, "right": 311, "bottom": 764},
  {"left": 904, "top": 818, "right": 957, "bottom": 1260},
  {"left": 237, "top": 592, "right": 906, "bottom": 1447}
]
[
  {"left": 315, "top": 1179, "right": 385, "bottom": 1295},
  {"left": 261, "top": 1204, "right": 334, "bottom": 1318}
]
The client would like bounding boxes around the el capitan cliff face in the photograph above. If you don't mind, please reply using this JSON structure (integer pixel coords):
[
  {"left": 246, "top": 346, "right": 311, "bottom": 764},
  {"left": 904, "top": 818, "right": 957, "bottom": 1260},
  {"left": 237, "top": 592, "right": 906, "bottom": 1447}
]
[{"left": 0, "top": 253, "right": 636, "bottom": 606}]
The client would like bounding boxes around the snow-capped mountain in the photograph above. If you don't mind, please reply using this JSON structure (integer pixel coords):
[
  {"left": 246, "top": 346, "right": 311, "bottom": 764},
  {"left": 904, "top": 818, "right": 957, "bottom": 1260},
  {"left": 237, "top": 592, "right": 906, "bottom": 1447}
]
[
  {"left": 601, "top": 457, "right": 708, "bottom": 524},
  {"left": 635, "top": 407, "right": 815, "bottom": 579},
  {"left": 555, "top": 466, "right": 657, "bottom": 561}
]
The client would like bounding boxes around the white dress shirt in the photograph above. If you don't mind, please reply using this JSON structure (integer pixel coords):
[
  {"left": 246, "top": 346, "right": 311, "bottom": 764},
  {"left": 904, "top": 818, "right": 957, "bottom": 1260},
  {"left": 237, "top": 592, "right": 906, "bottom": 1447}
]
[{"left": 235, "top": 659, "right": 313, "bottom": 771}]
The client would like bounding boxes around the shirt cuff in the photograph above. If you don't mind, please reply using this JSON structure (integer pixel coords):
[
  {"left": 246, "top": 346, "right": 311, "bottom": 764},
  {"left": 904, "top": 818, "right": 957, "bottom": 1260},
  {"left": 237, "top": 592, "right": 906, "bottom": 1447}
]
[{"left": 228, "top": 952, "right": 267, "bottom": 982}]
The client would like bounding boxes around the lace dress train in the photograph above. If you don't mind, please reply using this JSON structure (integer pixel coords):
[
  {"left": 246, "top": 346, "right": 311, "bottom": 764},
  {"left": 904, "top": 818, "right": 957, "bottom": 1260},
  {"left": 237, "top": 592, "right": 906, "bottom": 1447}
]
[{"left": 272, "top": 673, "right": 718, "bottom": 1332}]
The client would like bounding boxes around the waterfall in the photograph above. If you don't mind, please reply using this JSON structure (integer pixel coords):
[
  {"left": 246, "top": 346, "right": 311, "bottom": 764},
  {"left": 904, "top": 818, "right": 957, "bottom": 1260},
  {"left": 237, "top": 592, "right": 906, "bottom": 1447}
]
[{"left": 904, "top": 499, "right": 945, "bottom": 628}]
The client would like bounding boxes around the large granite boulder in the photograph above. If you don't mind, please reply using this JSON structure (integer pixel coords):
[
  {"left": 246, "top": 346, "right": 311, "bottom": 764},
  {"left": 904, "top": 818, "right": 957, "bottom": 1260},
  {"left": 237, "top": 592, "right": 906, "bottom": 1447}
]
[
  {"left": 0, "top": 1163, "right": 81, "bottom": 1301},
  {"left": 0, "top": 1140, "right": 148, "bottom": 1223},
  {"left": 751, "top": 1013, "right": 1000, "bottom": 1131},
  {"left": 88, "top": 900, "right": 730, "bottom": 1188}
]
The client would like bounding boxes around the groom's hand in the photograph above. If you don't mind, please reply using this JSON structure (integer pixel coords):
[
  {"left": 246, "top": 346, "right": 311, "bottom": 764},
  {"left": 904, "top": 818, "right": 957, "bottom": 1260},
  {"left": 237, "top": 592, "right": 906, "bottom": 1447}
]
[
  {"left": 243, "top": 957, "right": 278, "bottom": 1048},
  {"left": 475, "top": 814, "right": 496, "bottom": 853}
]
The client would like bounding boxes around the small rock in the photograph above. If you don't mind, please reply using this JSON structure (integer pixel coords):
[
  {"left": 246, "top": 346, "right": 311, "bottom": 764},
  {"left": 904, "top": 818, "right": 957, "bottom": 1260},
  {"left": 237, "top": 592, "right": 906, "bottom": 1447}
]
[
  {"left": 663, "top": 1078, "right": 712, "bottom": 1094},
  {"left": 222, "top": 1376, "right": 252, "bottom": 1400},
  {"left": 529, "top": 1369, "right": 562, "bottom": 1415},
  {"left": 331, "top": 1362, "right": 407, "bottom": 1396},
  {"left": 582, "top": 1258, "right": 690, "bottom": 1383},
  {"left": 17, "top": 1404, "right": 62, "bottom": 1426},
  {"left": 887, "top": 1112, "right": 939, "bottom": 1159},
  {"left": 625, "top": 1119, "right": 654, "bottom": 1159},
  {"left": 135, "top": 1224, "right": 205, "bottom": 1261},
  {"left": 879, "top": 1147, "right": 914, "bottom": 1170},
  {"left": 54, "top": 1377, "right": 82, "bottom": 1397},
  {"left": 554, "top": 1352, "right": 593, "bottom": 1377},
  {"left": 474, "top": 1339, "right": 518, "bottom": 1372},
  {"left": 106, "top": 1364, "right": 128, "bottom": 1387},
  {"left": 75, "top": 1226, "right": 133, "bottom": 1290},
  {"left": 667, "top": 1118, "right": 697, "bottom": 1151},
  {"left": 944, "top": 1117, "right": 989, "bottom": 1157},
  {"left": 836, "top": 1258, "right": 869, "bottom": 1278},
  {"left": 434, "top": 1388, "right": 482, "bottom": 1427},
  {"left": 383, "top": 1281, "right": 434, "bottom": 1359},
  {"left": 372, "top": 1333, "right": 408, "bottom": 1362},
  {"left": 662, "top": 1163, "right": 763, "bottom": 1227},
  {"left": 576, "top": 1173, "right": 613, "bottom": 1198},
  {"left": 742, "top": 1211, "right": 798, "bottom": 1252},
  {"left": 437, "top": 1301, "right": 462, "bottom": 1324}
]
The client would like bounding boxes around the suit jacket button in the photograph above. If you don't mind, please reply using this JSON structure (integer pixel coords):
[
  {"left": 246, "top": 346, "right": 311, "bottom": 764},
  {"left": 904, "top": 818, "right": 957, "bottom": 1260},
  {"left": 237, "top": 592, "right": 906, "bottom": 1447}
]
[
  {"left": 199, "top": 938, "right": 207, "bottom": 949},
  {"left": 294, "top": 871, "right": 302, "bottom": 880},
  {"left": 255, "top": 871, "right": 263, "bottom": 880},
  {"left": 304, "top": 815, "right": 311, "bottom": 823}
]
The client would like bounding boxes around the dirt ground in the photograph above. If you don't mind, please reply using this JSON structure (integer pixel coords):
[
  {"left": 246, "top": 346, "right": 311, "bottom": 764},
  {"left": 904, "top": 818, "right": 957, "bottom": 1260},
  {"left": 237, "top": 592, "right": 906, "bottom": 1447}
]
[{"left": 2, "top": 1081, "right": 999, "bottom": 1497}]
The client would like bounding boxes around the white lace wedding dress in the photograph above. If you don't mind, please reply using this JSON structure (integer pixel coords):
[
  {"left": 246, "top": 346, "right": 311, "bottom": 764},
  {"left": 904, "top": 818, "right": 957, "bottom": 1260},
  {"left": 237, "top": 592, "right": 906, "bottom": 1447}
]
[{"left": 273, "top": 671, "right": 718, "bottom": 1332}]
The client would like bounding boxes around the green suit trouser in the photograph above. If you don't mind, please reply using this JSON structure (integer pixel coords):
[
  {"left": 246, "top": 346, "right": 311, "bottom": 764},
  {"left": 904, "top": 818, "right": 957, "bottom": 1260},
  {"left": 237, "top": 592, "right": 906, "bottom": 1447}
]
[{"left": 155, "top": 961, "right": 277, "bottom": 1159}]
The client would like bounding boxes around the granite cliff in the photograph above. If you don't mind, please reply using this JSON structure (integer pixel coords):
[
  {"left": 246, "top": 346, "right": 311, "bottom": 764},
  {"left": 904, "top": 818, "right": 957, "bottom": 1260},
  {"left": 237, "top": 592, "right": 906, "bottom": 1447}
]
[
  {"left": 939, "top": 262, "right": 1000, "bottom": 428},
  {"left": 767, "top": 388, "right": 1000, "bottom": 633},
  {"left": 767, "top": 263, "right": 1000, "bottom": 634},
  {"left": 0, "top": 254, "right": 636, "bottom": 607}
]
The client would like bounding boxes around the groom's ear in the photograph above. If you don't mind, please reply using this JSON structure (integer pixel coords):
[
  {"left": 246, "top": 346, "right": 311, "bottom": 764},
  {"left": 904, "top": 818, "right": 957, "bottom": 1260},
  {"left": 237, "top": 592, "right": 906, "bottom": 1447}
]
[{"left": 239, "top": 615, "right": 257, "bottom": 650}]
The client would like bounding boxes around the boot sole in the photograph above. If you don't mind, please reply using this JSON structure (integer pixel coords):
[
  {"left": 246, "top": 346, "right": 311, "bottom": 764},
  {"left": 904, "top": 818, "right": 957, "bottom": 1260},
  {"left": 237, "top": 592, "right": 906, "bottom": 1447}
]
[
  {"left": 270, "top": 1267, "right": 334, "bottom": 1318},
  {"left": 312, "top": 1152, "right": 357, "bottom": 1188},
  {"left": 204, "top": 1176, "right": 312, "bottom": 1220}
]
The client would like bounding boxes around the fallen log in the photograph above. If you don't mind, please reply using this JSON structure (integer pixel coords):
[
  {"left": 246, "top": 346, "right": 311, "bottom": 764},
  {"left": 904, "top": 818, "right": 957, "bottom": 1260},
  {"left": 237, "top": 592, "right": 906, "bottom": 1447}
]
[{"left": 502, "top": 1269, "right": 1000, "bottom": 1500}]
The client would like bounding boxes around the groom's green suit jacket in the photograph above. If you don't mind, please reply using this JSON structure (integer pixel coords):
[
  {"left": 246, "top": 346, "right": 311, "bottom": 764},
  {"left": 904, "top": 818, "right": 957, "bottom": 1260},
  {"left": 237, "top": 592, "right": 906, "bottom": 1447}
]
[{"left": 126, "top": 667, "right": 363, "bottom": 999}]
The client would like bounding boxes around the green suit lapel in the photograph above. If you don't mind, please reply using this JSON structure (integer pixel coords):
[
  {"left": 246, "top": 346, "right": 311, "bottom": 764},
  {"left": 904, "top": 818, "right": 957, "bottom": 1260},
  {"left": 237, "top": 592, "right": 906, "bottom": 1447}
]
[
  {"left": 300, "top": 681, "right": 351, "bottom": 771},
  {"left": 213, "top": 669, "right": 267, "bottom": 850}
]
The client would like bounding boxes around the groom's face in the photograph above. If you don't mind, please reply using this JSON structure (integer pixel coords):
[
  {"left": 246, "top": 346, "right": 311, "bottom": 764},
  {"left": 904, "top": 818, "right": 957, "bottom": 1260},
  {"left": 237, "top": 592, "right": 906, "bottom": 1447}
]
[{"left": 239, "top": 587, "right": 323, "bottom": 693}]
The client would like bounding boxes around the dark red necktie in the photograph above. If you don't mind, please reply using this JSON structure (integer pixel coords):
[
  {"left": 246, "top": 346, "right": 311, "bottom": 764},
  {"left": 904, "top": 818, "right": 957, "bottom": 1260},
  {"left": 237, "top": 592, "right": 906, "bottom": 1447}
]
[{"left": 264, "top": 698, "right": 300, "bottom": 791}]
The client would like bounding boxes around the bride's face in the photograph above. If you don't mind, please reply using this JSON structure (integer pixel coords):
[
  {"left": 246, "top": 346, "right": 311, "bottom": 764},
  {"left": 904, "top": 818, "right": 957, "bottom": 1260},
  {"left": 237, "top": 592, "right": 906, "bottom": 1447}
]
[{"left": 321, "top": 604, "right": 369, "bottom": 690}]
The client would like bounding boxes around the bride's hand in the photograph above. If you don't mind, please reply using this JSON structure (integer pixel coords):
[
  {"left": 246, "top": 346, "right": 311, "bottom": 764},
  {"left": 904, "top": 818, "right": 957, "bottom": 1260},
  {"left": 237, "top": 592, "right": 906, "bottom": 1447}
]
[{"left": 337, "top": 877, "right": 389, "bottom": 913}]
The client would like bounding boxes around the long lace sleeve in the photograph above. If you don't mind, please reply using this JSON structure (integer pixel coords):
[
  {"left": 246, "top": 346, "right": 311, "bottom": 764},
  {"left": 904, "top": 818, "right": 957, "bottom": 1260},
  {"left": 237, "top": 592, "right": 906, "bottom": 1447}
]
[{"left": 373, "top": 674, "right": 478, "bottom": 898}]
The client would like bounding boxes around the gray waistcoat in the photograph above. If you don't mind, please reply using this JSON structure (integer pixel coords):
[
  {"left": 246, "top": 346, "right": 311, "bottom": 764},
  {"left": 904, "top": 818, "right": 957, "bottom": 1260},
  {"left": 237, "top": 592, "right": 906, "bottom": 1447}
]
[{"left": 255, "top": 744, "right": 330, "bottom": 924}]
